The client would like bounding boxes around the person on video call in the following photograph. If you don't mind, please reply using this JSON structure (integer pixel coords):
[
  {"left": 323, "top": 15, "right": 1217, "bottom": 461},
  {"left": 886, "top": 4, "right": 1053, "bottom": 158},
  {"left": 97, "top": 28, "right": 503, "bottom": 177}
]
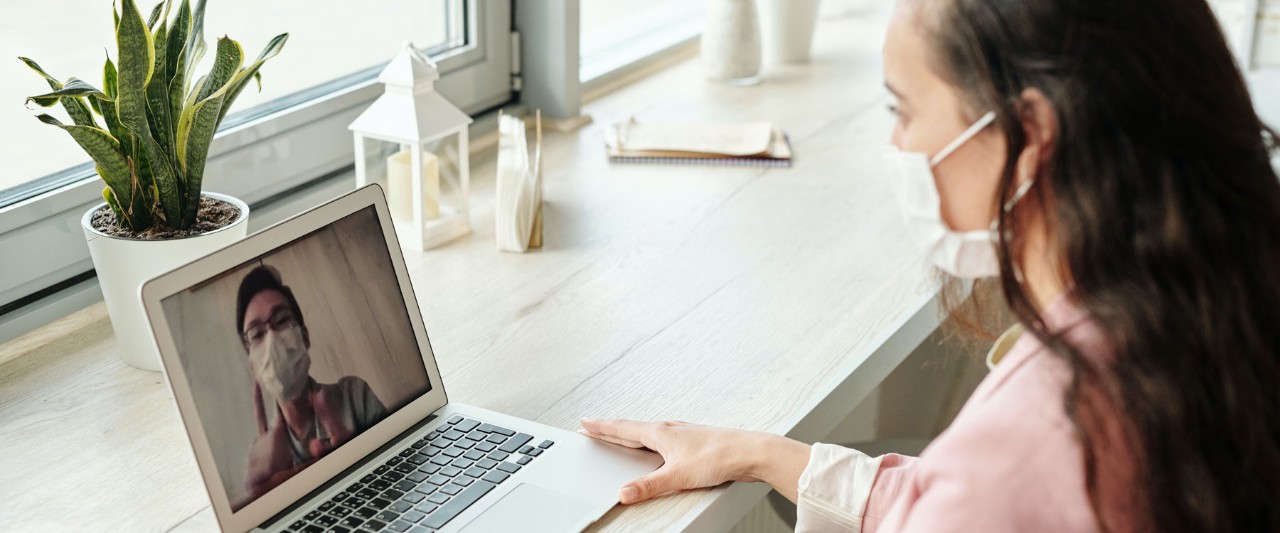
[{"left": 237, "top": 265, "right": 388, "bottom": 499}]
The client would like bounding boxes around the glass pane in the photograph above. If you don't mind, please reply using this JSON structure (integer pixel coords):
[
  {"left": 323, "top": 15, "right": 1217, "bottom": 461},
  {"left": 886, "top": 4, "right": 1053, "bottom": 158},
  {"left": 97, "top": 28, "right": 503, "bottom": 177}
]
[
  {"left": 580, "top": 0, "right": 705, "bottom": 80},
  {"left": 2, "top": 0, "right": 463, "bottom": 196}
]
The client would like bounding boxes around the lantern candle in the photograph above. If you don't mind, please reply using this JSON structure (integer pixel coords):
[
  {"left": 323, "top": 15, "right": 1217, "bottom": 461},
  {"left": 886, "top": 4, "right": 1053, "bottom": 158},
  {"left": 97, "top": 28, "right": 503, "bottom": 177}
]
[{"left": 386, "top": 149, "right": 440, "bottom": 221}]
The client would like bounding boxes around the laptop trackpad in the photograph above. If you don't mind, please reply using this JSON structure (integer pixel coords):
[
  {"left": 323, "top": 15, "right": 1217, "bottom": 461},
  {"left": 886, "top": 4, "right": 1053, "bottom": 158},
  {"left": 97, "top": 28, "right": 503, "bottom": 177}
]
[{"left": 460, "top": 483, "right": 598, "bottom": 532}]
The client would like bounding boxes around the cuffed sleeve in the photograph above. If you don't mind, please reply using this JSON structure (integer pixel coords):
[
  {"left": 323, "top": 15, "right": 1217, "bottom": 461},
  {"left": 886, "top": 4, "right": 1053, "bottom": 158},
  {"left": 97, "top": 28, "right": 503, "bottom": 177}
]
[{"left": 795, "top": 443, "right": 885, "bottom": 533}]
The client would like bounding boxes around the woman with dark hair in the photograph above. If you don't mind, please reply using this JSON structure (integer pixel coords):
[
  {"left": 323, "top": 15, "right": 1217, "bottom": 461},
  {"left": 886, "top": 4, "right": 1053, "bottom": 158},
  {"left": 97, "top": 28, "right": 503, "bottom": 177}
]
[{"left": 579, "top": 0, "right": 1280, "bottom": 530}]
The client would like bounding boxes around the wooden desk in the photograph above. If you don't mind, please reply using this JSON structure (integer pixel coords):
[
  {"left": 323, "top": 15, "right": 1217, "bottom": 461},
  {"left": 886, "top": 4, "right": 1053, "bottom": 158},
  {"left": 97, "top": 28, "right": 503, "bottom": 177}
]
[{"left": 0, "top": 7, "right": 942, "bottom": 532}]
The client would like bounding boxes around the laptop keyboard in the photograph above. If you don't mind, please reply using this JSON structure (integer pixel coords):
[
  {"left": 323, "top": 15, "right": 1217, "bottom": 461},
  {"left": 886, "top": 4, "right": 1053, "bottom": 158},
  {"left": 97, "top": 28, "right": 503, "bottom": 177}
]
[{"left": 285, "top": 416, "right": 554, "bottom": 533}]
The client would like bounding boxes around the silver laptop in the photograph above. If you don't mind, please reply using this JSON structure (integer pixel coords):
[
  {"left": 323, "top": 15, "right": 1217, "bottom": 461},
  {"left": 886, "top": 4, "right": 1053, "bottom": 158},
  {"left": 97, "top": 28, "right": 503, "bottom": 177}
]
[{"left": 141, "top": 185, "right": 661, "bottom": 533}]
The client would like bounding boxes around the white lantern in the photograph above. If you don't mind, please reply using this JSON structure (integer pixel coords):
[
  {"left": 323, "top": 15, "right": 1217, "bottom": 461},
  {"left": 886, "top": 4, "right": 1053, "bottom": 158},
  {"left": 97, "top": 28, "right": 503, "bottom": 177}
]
[{"left": 349, "top": 42, "right": 473, "bottom": 251}]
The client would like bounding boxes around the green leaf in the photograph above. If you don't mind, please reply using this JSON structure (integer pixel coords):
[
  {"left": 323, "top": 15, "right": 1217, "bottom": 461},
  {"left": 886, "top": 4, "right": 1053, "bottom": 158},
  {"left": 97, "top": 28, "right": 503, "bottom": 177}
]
[
  {"left": 195, "top": 36, "right": 242, "bottom": 103},
  {"left": 178, "top": 37, "right": 240, "bottom": 165},
  {"left": 147, "top": 1, "right": 164, "bottom": 29},
  {"left": 26, "top": 78, "right": 107, "bottom": 104},
  {"left": 147, "top": 19, "right": 176, "bottom": 173},
  {"left": 165, "top": 0, "right": 190, "bottom": 123},
  {"left": 215, "top": 33, "right": 288, "bottom": 126},
  {"left": 183, "top": 0, "right": 208, "bottom": 83},
  {"left": 103, "top": 55, "right": 118, "bottom": 99},
  {"left": 118, "top": 0, "right": 183, "bottom": 226},
  {"left": 97, "top": 94, "right": 128, "bottom": 149},
  {"left": 19, "top": 59, "right": 100, "bottom": 128},
  {"left": 36, "top": 114, "right": 150, "bottom": 230}
]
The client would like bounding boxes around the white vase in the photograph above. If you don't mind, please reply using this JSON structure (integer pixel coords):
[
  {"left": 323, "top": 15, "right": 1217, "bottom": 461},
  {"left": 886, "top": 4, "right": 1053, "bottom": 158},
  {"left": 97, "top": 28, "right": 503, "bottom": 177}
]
[
  {"left": 81, "top": 192, "right": 250, "bottom": 372},
  {"left": 757, "top": 0, "right": 821, "bottom": 64},
  {"left": 702, "top": 0, "right": 763, "bottom": 85}
]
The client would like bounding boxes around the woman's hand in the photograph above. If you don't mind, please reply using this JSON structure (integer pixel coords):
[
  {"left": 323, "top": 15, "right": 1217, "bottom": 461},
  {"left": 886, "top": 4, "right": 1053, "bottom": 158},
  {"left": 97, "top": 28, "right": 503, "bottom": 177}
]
[{"left": 579, "top": 418, "right": 811, "bottom": 505}]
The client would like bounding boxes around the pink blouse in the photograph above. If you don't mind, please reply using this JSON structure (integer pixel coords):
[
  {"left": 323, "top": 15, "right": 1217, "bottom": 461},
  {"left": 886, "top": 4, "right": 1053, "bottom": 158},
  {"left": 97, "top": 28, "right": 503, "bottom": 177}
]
[{"left": 795, "top": 293, "right": 1140, "bottom": 532}]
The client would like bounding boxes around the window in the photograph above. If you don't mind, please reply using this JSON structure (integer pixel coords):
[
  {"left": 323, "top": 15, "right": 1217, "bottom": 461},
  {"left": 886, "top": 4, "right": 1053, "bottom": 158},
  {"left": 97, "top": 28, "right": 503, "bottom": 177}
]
[
  {"left": 0, "top": 0, "right": 512, "bottom": 336},
  {"left": 579, "top": 0, "right": 705, "bottom": 83}
]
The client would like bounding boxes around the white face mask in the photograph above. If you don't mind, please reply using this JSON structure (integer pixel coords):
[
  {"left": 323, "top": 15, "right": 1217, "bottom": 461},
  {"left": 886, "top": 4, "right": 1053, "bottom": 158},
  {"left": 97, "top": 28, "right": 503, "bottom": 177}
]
[
  {"left": 884, "top": 111, "right": 1033, "bottom": 278},
  {"left": 249, "top": 325, "right": 311, "bottom": 401}
]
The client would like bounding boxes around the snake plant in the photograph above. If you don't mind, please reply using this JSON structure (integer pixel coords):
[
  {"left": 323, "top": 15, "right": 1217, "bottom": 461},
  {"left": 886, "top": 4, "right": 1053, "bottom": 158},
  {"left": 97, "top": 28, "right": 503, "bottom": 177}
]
[{"left": 21, "top": 0, "right": 287, "bottom": 231}]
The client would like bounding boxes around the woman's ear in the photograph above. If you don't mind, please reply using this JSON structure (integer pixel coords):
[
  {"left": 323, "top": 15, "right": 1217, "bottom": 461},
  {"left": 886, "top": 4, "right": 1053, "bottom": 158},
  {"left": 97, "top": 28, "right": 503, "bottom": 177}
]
[{"left": 1014, "top": 88, "right": 1058, "bottom": 185}]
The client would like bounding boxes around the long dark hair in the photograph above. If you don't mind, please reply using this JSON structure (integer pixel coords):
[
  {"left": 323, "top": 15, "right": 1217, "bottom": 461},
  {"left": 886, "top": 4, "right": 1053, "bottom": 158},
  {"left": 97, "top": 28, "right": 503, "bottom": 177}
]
[{"left": 922, "top": 0, "right": 1280, "bottom": 530}]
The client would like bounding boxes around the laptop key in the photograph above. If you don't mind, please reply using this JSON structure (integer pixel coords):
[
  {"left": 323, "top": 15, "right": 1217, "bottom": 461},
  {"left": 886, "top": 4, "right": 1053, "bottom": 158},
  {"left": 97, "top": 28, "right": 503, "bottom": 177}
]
[
  {"left": 454, "top": 475, "right": 474, "bottom": 486},
  {"left": 331, "top": 506, "right": 353, "bottom": 518},
  {"left": 427, "top": 474, "right": 451, "bottom": 486},
  {"left": 488, "top": 451, "right": 510, "bottom": 462},
  {"left": 357, "top": 488, "right": 378, "bottom": 500},
  {"left": 402, "top": 510, "right": 427, "bottom": 523},
  {"left": 474, "top": 441, "right": 497, "bottom": 453},
  {"left": 301, "top": 525, "right": 324, "bottom": 533},
  {"left": 496, "top": 462, "right": 521, "bottom": 474},
  {"left": 363, "top": 519, "right": 387, "bottom": 531},
  {"left": 305, "top": 510, "right": 322, "bottom": 521},
  {"left": 484, "top": 433, "right": 507, "bottom": 445},
  {"left": 369, "top": 479, "right": 391, "bottom": 491},
  {"left": 451, "top": 457, "right": 474, "bottom": 469},
  {"left": 517, "top": 456, "right": 532, "bottom": 465},
  {"left": 440, "top": 466, "right": 463, "bottom": 477},
  {"left": 317, "top": 515, "right": 339, "bottom": 527},
  {"left": 482, "top": 471, "right": 510, "bottom": 484},
  {"left": 442, "top": 429, "right": 465, "bottom": 441},
  {"left": 389, "top": 500, "right": 412, "bottom": 513},
  {"left": 405, "top": 454, "right": 428, "bottom": 466},
  {"left": 454, "top": 439, "right": 475, "bottom": 450},
  {"left": 289, "top": 520, "right": 307, "bottom": 530},
  {"left": 414, "top": 502, "right": 439, "bottom": 514},
  {"left": 528, "top": 448, "right": 543, "bottom": 457},
  {"left": 373, "top": 465, "right": 390, "bottom": 475},
  {"left": 455, "top": 419, "right": 480, "bottom": 432},
  {"left": 422, "top": 480, "right": 497, "bottom": 529},
  {"left": 490, "top": 425, "right": 516, "bottom": 437},
  {"left": 476, "top": 458, "right": 499, "bottom": 470},
  {"left": 332, "top": 491, "right": 351, "bottom": 503},
  {"left": 538, "top": 440, "right": 554, "bottom": 449},
  {"left": 416, "top": 464, "right": 440, "bottom": 475},
  {"left": 407, "top": 471, "right": 428, "bottom": 483},
  {"left": 387, "top": 520, "right": 412, "bottom": 532},
  {"left": 447, "top": 415, "right": 463, "bottom": 425},
  {"left": 498, "top": 433, "right": 533, "bottom": 454},
  {"left": 343, "top": 497, "right": 368, "bottom": 509},
  {"left": 464, "top": 466, "right": 487, "bottom": 478},
  {"left": 439, "top": 483, "right": 464, "bottom": 495},
  {"left": 441, "top": 447, "right": 464, "bottom": 458},
  {"left": 427, "top": 492, "right": 451, "bottom": 504},
  {"left": 355, "top": 507, "right": 378, "bottom": 519},
  {"left": 382, "top": 489, "right": 404, "bottom": 501},
  {"left": 394, "top": 480, "right": 416, "bottom": 492},
  {"left": 518, "top": 445, "right": 534, "bottom": 454},
  {"left": 340, "top": 516, "right": 365, "bottom": 528},
  {"left": 369, "top": 497, "right": 393, "bottom": 509},
  {"left": 375, "top": 511, "right": 399, "bottom": 523},
  {"left": 383, "top": 470, "right": 405, "bottom": 482},
  {"left": 388, "top": 456, "right": 404, "bottom": 466},
  {"left": 402, "top": 492, "right": 425, "bottom": 503},
  {"left": 477, "top": 423, "right": 498, "bottom": 434},
  {"left": 463, "top": 449, "right": 485, "bottom": 461}
]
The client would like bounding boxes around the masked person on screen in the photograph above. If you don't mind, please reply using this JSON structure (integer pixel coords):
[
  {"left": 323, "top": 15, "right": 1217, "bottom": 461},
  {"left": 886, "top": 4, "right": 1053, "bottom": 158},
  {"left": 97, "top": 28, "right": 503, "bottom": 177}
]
[{"left": 237, "top": 266, "right": 389, "bottom": 499}]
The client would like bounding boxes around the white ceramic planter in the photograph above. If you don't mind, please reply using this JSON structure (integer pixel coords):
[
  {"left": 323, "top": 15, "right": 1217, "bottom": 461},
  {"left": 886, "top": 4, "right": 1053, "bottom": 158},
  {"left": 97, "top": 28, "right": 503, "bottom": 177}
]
[
  {"left": 82, "top": 192, "right": 249, "bottom": 372},
  {"left": 757, "top": 0, "right": 821, "bottom": 64}
]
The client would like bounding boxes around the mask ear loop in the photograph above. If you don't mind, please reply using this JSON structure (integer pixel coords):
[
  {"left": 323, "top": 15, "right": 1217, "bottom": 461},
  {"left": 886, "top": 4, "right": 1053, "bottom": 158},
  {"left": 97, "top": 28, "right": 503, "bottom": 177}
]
[{"left": 930, "top": 111, "right": 998, "bottom": 167}]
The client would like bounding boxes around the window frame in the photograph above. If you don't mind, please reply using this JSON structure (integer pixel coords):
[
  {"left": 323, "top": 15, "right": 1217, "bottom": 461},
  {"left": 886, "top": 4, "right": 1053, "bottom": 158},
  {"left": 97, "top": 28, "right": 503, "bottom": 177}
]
[{"left": 0, "top": 0, "right": 512, "bottom": 340}]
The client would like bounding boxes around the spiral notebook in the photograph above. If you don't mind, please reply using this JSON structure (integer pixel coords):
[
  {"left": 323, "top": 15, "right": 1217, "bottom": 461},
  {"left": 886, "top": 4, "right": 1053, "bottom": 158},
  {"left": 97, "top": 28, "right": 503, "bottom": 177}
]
[{"left": 605, "top": 119, "right": 793, "bottom": 168}]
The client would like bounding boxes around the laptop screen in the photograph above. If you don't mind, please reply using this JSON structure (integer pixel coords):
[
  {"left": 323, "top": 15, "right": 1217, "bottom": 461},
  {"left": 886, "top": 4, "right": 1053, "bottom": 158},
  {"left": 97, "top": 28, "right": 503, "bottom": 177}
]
[{"left": 160, "top": 205, "right": 433, "bottom": 512}]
